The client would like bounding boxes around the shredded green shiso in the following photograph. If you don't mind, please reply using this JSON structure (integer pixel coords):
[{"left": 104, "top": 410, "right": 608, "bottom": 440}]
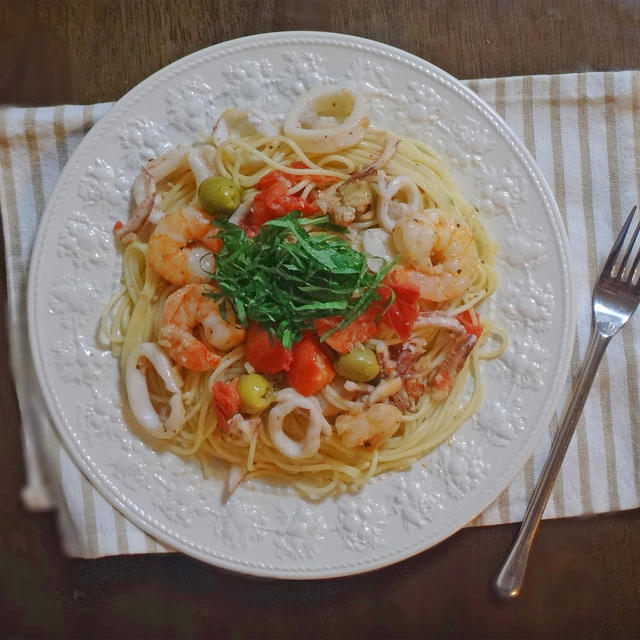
[{"left": 210, "top": 212, "right": 394, "bottom": 349}]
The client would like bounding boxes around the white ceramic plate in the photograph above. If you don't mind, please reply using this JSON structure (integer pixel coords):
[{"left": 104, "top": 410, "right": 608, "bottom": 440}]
[{"left": 28, "top": 32, "right": 573, "bottom": 578}]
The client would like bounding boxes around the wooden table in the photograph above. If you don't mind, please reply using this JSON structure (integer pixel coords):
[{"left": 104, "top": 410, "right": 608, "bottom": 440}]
[{"left": 1, "top": 1, "right": 639, "bottom": 637}]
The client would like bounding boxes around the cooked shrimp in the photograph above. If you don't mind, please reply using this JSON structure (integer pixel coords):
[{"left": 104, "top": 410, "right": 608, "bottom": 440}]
[
  {"left": 147, "top": 205, "right": 221, "bottom": 285},
  {"left": 335, "top": 402, "right": 403, "bottom": 448},
  {"left": 158, "top": 284, "right": 246, "bottom": 372},
  {"left": 392, "top": 208, "right": 479, "bottom": 302}
]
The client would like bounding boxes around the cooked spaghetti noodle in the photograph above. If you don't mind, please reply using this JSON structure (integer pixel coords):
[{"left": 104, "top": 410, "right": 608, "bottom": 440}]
[{"left": 100, "top": 87, "right": 505, "bottom": 500}]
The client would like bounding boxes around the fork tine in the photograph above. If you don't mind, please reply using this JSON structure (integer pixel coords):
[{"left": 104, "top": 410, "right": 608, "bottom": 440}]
[
  {"left": 629, "top": 231, "right": 640, "bottom": 287},
  {"left": 603, "top": 205, "right": 638, "bottom": 277},
  {"left": 619, "top": 212, "right": 640, "bottom": 281}
]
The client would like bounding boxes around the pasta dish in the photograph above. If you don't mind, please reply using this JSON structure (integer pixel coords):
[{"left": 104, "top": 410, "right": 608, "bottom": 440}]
[{"left": 101, "top": 85, "right": 504, "bottom": 499}]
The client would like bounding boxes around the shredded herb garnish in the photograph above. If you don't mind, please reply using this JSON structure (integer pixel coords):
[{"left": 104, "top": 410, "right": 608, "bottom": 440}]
[{"left": 210, "top": 212, "right": 394, "bottom": 349}]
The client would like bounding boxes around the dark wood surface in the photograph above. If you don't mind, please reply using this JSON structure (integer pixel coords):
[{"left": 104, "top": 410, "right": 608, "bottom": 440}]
[{"left": 2, "top": 1, "right": 640, "bottom": 638}]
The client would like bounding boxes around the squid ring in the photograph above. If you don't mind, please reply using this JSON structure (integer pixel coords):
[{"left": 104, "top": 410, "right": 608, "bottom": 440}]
[
  {"left": 376, "top": 170, "right": 422, "bottom": 232},
  {"left": 268, "top": 388, "right": 332, "bottom": 459},
  {"left": 125, "top": 342, "right": 185, "bottom": 439},
  {"left": 283, "top": 85, "right": 370, "bottom": 154}
]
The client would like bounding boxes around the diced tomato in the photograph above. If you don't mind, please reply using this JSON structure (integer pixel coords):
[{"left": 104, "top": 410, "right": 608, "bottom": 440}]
[
  {"left": 245, "top": 323, "right": 293, "bottom": 374},
  {"left": 315, "top": 312, "right": 379, "bottom": 354},
  {"left": 315, "top": 278, "right": 419, "bottom": 350},
  {"left": 383, "top": 284, "right": 420, "bottom": 341},
  {"left": 288, "top": 332, "right": 335, "bottom": 396},
  {"left": 373, "top": 279, "right": 420, "bottom": 341},
  {"left": 241, "top": 182, "right": 319, "bottom": 236},
  {"left": 241, "top": 162, "right": 338, "bottom": 235},
  {"left": 256, "top": 170, "right": 289, "bottom": 191},
  {"left": 253, "top": 181, "right": 319, "bottom": 219},
  {"left": 456, "top": 309, "right": 483, "bottom": 337},
  {"left": 212, "top": 380, "right": 240, "bottom": 431}
]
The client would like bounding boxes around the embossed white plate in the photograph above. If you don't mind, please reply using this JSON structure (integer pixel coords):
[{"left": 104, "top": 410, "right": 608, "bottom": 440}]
[{"left": 28, "top": 32, "right": 573, "bottom": 578}]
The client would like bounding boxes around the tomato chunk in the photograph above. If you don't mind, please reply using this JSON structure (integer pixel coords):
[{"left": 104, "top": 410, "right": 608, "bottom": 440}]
[
  {"left": 315, "top": 278, "right": 419, "bottom": 350},
  {"left": 245, "top": 323, "right": 293, "bottom": 374},
  {"left": 243, "top": 163, "right": 332, "bottom": 236},
  {"left": 456, "top": 309, "right": 483, "bottom": 337},
  {"left": 288, "top": 332, "right": 335, "bottom": 396},
  {"left": 212, "top": 380, "right": 240, "bottom": 431},
  {"left": 315, "top": 312, "right": 379, "bottom": 354},
  {"left": 242, "top": 182, "right": 319, "bottom": 236},
  {"left": 372, "top": 279, "right": 420, "bottom": 341}
]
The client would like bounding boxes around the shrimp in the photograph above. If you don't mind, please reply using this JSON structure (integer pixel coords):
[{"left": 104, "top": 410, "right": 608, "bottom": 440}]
[
  {"left": 392, "top": 208, "right": 479, "bottom": 302},
  {"left": 147, "top": 205, "right": 221, "bottom": 285},
  {"left": 158, "top": 284, "right": 246, "bottom": 372},
  {"left": 334, "top": 402, "right": 403, "bottom": 448}
]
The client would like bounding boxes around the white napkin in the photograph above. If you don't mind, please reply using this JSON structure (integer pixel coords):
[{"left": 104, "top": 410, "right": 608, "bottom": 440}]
[
  {"left": 1, "top": 72, "right": 639, "bottom": 557},
  {"left": 0, "top": 104, "right": 169, "bottom": 555}
]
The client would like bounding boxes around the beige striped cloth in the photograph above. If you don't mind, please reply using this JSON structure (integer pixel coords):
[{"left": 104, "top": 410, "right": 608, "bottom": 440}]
[{"left": 1, "top": 71, "right": 639, "bottom": 557}]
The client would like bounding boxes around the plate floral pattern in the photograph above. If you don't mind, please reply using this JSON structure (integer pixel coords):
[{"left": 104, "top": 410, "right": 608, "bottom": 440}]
[{"left": 28, "top": 33, "right": 573, "bottom": 578}]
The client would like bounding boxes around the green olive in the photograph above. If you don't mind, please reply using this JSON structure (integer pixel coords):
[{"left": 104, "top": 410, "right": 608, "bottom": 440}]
[
  {"left": 334, "top": 345, "right": 380, "bottom": 383},
  {"left": 197, "top": 176, "right": 242, "bottom": 216},
  {"left": 238, "top": 373, "right": 274, "bottom": 414}
]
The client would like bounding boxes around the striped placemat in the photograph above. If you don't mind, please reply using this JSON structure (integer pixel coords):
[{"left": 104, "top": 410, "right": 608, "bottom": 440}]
[{"left": 1, "top": 71, "right": 638, "bottom": 557}]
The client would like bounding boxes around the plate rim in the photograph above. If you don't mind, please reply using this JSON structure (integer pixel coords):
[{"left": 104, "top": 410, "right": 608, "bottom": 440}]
[{"left": 27, "top": 30, "right": 575, "bottom": 578}]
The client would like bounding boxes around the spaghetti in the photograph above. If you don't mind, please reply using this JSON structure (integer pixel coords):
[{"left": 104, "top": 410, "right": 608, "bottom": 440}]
[{"left": 100, "top": 86, "right": 505, "bottom": 500}]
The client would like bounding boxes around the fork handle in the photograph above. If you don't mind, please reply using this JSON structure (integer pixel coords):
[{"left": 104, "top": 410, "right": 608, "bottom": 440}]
[{"left": 495, "top": 329, "right": 611, "bottom": 598}]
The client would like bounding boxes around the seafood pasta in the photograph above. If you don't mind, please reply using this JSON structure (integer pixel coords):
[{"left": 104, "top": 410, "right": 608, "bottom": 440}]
[{"left": 102, "top": 86, "right": 504, "bottom": 499}]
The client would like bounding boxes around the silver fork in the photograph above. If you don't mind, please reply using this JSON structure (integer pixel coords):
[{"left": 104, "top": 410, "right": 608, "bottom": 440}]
[{"left": 495, "top": 205, "right": 640, "bottom": 599}]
